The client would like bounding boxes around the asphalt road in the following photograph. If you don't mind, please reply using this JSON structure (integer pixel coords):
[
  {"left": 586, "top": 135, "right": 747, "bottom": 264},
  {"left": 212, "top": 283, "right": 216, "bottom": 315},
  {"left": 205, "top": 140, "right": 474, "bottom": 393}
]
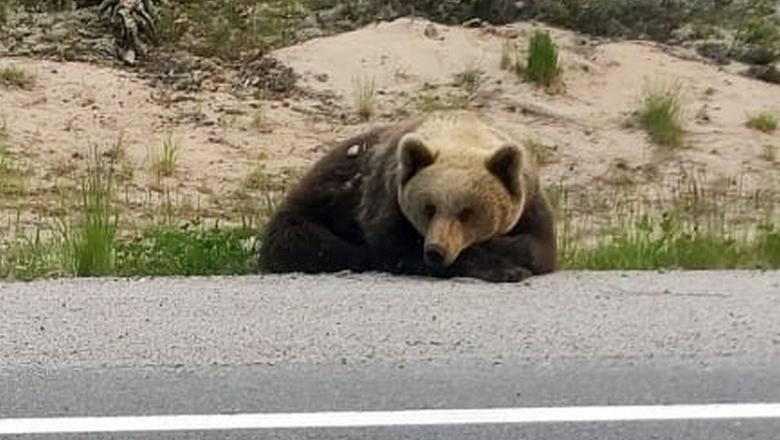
[{"left": 1, "top": 270, "right": 780, "bottom": 439}]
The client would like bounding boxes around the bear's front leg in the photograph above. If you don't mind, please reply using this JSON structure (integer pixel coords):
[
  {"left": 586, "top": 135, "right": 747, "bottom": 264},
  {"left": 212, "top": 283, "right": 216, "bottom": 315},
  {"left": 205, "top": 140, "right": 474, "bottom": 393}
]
[
  {"left": 448, "top": 249, "right": 533, "bottom": 283},
  {"left": 448, "top": 234, "right": 554, "bottom": 282},
  {"left": 259, "top": 210, "right": 370, "bottom": 274}
]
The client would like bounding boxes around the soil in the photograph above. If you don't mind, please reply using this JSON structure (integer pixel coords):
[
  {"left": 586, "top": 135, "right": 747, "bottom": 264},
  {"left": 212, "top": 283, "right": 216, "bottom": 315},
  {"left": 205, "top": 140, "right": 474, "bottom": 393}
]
[{"left": 1, "top": 17, "right": 778, "bottom": 240}]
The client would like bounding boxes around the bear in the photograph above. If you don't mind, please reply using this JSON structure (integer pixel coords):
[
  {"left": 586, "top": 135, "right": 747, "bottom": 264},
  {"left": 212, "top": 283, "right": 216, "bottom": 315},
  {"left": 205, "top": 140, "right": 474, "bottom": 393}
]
[{"left": 258, "top": 110, "right": 556, "bottom": 282}]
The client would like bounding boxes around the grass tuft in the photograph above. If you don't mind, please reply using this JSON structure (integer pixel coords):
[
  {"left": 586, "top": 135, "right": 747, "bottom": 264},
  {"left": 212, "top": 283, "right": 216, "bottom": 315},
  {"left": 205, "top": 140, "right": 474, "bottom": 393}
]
[
  {"left": 154, "top": 136, "right": 180, "bottom": 178},
  {"left": 453, "top": 68, "right": 484, "bottom": 95},
  {"left": 352, "top": 75, "right": 377, "bottom": 121},
  {"left": 562, "top": 214, "right": 780, "bottom": 270},
  {"left": 521, "top": 29, "right": 561, "bottom": 87},
  {"left": 524, "top": 137, "right": 559, "bottom": 166},
  {"left": 500, "top": 39, "right": 516, "bottom": 71},
  {"left": 71, "top": 148, "right": 118, "bottom": 277},
  {"left": 759, "top": 144, "right": 777, "bottom": 162},
  {"left": 747, "top": 111, "right": 778, "bottom": 133},
  {"left": 115, "top": 226, "right": 257, "bottom": 276},
  {"left": 0, "top": 65, "right": 36, "bottom": 90},
  {"left": 637, "top": 83, "right": 685, "bottom": 148},
  {"left": 0, "top": 128, "right": 26, "bottom": 196}
]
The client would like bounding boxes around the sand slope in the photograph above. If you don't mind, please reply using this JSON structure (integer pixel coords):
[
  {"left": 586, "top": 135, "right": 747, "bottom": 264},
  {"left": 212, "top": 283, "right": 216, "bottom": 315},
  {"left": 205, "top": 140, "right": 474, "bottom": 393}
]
[{"left": 1, "top": 17, "right": 778, "bottom": 235}]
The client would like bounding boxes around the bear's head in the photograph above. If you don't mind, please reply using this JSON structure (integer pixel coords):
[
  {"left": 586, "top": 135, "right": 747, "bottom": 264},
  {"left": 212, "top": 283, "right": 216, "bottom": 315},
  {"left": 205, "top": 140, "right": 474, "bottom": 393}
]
[{"left": 396, "top": 129, "right": 528, "bottom": 269}]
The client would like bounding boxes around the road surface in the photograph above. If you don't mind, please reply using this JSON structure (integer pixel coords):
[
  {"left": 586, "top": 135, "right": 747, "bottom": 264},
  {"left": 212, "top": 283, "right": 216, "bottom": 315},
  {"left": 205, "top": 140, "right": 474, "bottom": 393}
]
[{"left": 1, "top": 270, "right": 779, "bottom": 439}]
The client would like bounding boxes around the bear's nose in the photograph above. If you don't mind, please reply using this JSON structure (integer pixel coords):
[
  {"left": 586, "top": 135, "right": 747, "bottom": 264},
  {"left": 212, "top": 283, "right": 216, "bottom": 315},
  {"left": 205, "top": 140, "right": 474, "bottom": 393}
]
[{"left": 424, "top": 244, "right": 446, "bottom": 268}]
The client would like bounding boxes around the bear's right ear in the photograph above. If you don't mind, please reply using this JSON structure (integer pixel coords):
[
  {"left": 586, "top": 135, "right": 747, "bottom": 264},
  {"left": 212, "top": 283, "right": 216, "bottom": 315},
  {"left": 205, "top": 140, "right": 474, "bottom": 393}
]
[{"left": 399, "top": 134, "right": 435, "bottom": 185}]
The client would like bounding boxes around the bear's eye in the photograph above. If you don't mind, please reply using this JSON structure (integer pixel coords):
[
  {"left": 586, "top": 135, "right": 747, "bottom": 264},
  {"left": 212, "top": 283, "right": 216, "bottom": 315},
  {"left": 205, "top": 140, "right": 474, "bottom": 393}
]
[
  {"left": 458, "top": 208, "right": 474, "bottom": 223},
  {"left": 424, "top": 204, "right": 436, "bottom": 219}
]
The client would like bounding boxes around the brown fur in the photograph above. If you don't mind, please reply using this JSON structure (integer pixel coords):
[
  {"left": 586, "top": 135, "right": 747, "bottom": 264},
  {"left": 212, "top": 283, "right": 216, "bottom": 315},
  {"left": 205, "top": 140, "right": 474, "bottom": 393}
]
[{"left": 258, "top": 112, "right": 556, "bottom": 282}]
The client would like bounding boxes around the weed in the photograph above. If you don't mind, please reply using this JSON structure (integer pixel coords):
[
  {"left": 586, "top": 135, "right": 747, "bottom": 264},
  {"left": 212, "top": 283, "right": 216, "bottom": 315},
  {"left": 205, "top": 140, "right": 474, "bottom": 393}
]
[
  {"left": 0, "top": 65, "right": 36, "bottom": 90},
  {"left": 0, "top": 144, "right": 25, "bottom": 196},
  {"left": 352, "top": 75, "right": 377, "bottom": 121},
  {"left": 747, "top": 111, "right": 778, "bottom": 133},
  {"left": 559, "top": 207, "right": 780, "bottom": 271},
  {"left": 115, "top": 226, "right": 257, "bottom": 276},
  {"left": 760, "top": 144, "right": 777, "bottom": 162},
  {"left": 414, "top": 92, "right": 470, "bottom": 112},
  {"left": 178, "top": 0, "right": 308, "bottom": 60},
  {"left": 251, "top": 108, "right": 274, "bottom": 133},
  {"left": 71, "top": 148, "right": 118, "bottom": 277},
  {"left": 522, "top": 29, "right": 561, "bottom": 87},
  {"left": 0, "top": 222, "right": 75, "bottom": 280},
  {"left": 524, "top": 137, "right": 559, "bottom": 166},
  {"left": 154, "top": 136, "right": 180, "bottom": 178},
  {"left": 453, "top": 68, "right": 484, "bottom": 95},
  {"left": 243, "top": 162, "right": 275, "bottom": 192},
  {"left": 500, "top": 39, "right": 516, "bottom": 71},
  {"left": 637, "top": 83, "right": 685, "bottom": 148}
]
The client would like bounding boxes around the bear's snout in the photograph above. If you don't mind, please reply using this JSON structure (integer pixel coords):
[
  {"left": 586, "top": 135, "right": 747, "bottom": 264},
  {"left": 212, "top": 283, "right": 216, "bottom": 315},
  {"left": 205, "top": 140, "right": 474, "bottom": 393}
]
[{"left": 424, "top": 244, "right": 447, "bottom": 269}]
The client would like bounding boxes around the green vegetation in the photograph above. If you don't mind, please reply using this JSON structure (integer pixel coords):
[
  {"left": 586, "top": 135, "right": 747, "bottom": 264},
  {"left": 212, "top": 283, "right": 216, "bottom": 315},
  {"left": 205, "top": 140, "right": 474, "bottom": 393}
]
[
  {"left": 71, "top": 150, "right": 118, "bottom": 276},
  {"left": 115, "top": 227, "right": 257, "bottom": 276},
  {"left": 521, "top": 29, "right": 561, "bottom": 87},
  {"left": 637, "top": 83, "right": 685, "bottom": 147},
  {"left": 0, "top": 65, "right": 36, "bottom": 90},
  {"left": 351, "top": 75, "right": 377, "bottom": 121},
  {"left": 0, "top": 125, "right": 25, "bottom": 196},
  {"left": 747, "top": 111, "right": 778, "bottom": 133},
  {"left": 154, "top": 136, "right": 180, "bottom": 178},
  {"left": 561, "top": 215, "right": 780, "bottom": 270},
  {"left": 155, "top": 0, "right": 308, "bottom": 60}
]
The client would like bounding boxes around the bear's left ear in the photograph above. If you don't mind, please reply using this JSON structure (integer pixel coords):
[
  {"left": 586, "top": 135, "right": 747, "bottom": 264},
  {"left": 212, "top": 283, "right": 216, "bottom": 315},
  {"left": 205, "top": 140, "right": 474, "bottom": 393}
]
[
  {"left": 486, "top": 144, "right": 523, "bottom": 197},
  {"left": 398, "top": 133, "right": 436, "bottom": 185}
]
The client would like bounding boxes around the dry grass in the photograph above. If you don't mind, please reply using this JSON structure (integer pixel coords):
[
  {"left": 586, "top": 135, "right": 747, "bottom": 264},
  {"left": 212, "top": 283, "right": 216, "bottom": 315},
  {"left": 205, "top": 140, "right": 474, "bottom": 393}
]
[
  {"left": 352, "top": 75, "right": 377, "bottom": 121},
  {"left": 0, "top": 65, "right": 36, "bottom": 90}
]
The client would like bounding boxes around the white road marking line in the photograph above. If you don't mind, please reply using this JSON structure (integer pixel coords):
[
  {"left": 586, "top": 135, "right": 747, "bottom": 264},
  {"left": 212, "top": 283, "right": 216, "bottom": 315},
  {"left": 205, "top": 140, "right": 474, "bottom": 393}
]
[{"left": 2, "top": 404, "right": 780, "bottom": 434}]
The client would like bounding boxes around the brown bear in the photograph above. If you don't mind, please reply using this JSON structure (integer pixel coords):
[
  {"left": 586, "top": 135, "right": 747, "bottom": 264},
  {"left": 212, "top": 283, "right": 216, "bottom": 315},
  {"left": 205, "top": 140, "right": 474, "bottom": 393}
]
[{"left": 258, "top": 110, "right": 556, "bottom": 282}]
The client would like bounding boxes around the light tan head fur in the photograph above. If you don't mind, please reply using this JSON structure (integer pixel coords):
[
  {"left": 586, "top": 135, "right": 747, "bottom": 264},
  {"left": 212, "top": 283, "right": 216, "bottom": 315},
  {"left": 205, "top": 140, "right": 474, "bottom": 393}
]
[{"left": 396, "top": 111, "right": 531, "bottom": 267}]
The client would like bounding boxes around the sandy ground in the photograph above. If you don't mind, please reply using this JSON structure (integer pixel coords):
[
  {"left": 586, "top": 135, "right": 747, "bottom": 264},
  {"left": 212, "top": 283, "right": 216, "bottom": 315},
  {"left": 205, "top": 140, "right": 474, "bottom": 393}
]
[{"left": 1, "top": 18, "right": 778, "bottom": 238}]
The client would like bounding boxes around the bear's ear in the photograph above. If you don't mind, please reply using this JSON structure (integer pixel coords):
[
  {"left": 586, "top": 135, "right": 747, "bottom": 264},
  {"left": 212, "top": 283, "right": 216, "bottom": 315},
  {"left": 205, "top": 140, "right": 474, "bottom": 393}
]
[
  {"left": 399, "top": 134, "right": 435, "bottom": 185},
  {"left": 486, "top": 144, "right": 523, "bottom": 197}
]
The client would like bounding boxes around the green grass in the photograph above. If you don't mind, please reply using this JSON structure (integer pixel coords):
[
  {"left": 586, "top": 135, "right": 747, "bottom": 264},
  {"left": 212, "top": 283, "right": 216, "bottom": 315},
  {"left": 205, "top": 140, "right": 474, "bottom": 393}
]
[
  {"left": 561, "top": 215, "right": 780, "bottom": 270},
  {"left": 71, "top": 150, "right": 118, "bottom": 277},
  {"left": 747, "top": 111, "right": 778, "bottom": 133},
  {"left": 0, "top": 144, "right": 25, "bottom": 197},
  {"left": 352, "top": 75, "right": 376, "bottom": 121},
  {"left": 521, "top": 29, "right": 561, "bottom": 87},
  {"left": 637, "top": 84, "right": 685, "bottom": 147},
  {"left": 0, "top": 65, "right": 36, "bottom": 90},
  {"left": 153, "top": 0, "right": 307, "bottom": 59},
  {"left": 154, "top": 136, "right": 180, "bottom": 178},
  {"left": 115, "top": 226, "right": 257, "bottom": 276}
]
